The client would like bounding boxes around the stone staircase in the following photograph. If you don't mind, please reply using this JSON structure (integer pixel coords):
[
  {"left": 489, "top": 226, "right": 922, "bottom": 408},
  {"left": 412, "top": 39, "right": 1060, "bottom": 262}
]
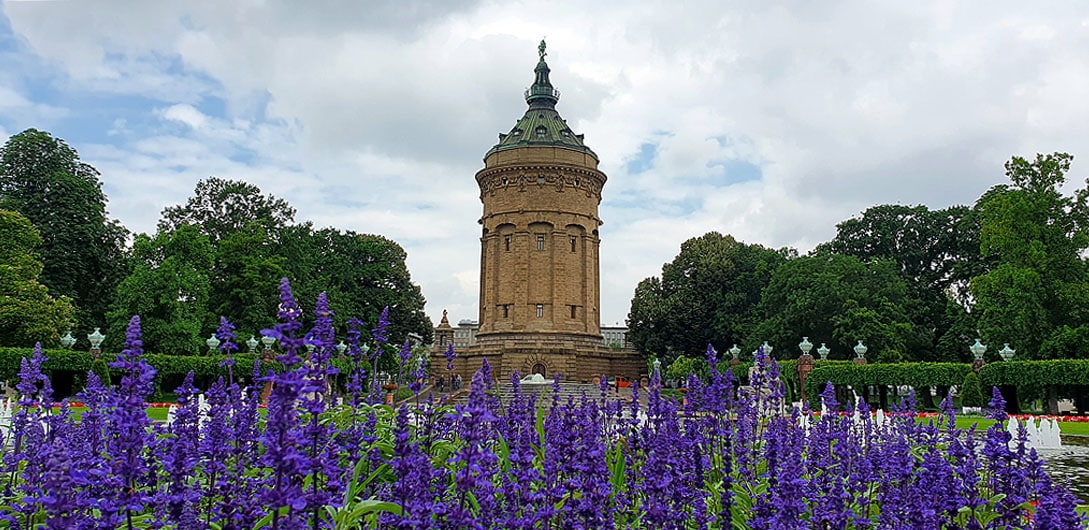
[{"left": 441, "top": 382, "right": 632, "bottom": 410}]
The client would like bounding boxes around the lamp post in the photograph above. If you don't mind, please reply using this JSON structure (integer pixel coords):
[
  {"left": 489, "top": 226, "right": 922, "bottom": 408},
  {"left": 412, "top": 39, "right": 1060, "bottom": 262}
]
[
  {"left": 246, "top": 335, "right": 258, "bottom": 353},
  {"left": 970, "top": 338, "right": 987, "bottom": 372},
  {"left": 817, "top": 343, "right": 830, "bottom": 361},
  {"left": 728, "top": 344, "right": 742, "bottom": 366},
  {"left": 798, "top": 337, "right": 813, "bottom": 356},
  {"left": 999, "top": 343, "right": 1015, "bottom": 361},
  {"left": 760, "top": 341, "right": 774, "bottom": 357},
  {"left": 853, "top": 340, "right": 868, "bottom": 365},
  {"left": 206, "top": 334, "right": 221, "bottom": 355},
  {"left": 260, "top": 334, "right": 276, "bottom": 360},
  {"left": 652, "top": 357, "right": 662, "bottom": 380},
  {"left": 336, "top": 341, "right": 348, "bottom": 357},
  {"left": 60, "top": 331, "right": 76, "bottom": 349},
  {"left": 88, "top": 328, "right": 105, "bottom": 360},
  {"left": 797, "top": 336, "right": 815, "bottom": 408}
]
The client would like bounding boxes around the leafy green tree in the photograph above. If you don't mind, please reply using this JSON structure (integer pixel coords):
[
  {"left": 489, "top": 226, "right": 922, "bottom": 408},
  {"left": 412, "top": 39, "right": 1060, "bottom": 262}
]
[
  {"left": 210, "top": 224, "right": 286, "bottom": 340},
  {"left": 818, "top": 204, "right": 984, "bottom": 361},
  {"left": 0, "top": 210, "right": 76, "bottom": 346},
  {"left": 970, "top": 153, "right": 1089, "bottom": 359},
  {"left": 626, "top": 232, "right": 789, "bottom": 363},
  {"left": 753, "top": 253, "right": 913, "bottom": 360},
  {"left": 0, "top": 129, "right": 129, "bottom": 336},
  {"left": 159, "top": 177, "right": 295, "bottom": 339},
  {"left": 278, "top": 224, "right": 433, "bottom": 344},
  {"left": 106, "top": 225, "right": 214, "bottom": 354},
  {"left": 158, "top": 177, "right": 296, "bottom": 244}
]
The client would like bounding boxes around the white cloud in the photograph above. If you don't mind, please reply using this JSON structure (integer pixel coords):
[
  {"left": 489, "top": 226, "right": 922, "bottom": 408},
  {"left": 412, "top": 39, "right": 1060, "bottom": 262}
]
[{"left": 4, "top": 0, "right": 1089, "bottom": 328}]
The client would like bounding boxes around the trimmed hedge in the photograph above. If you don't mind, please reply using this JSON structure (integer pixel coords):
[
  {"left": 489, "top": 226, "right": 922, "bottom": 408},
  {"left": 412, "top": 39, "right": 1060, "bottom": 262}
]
[
  {"left": 978, "top": 359, "right": 1089, "bottom": 387},
  {"left": 803, "top": 362, "right": 972, "bottom": 407},
  {"left": 0, "top": 346, "right": 332, "bottom": 398}
]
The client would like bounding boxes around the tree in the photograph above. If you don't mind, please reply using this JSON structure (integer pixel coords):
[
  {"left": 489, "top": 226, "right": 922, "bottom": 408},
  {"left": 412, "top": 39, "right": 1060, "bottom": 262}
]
[
  {"left": 210, "top": 224, "right": 287, "bottom": 340},
  {"left": 753, "top": 253, "right": 914, "bottom": 360},
  {"left": 278, "top": 224, "right": 433, "bottom": 345},
  {"left": 626, "top": 232, "right": 789, "bottom": 363},
  {"left": 0, "top": 129, "right": 129, "bottom": 336},
  {"left": 0, "top": 210, "right": 76, "bottom": 346},
  {"left": 159, "top": 177, "right": 296, "bottom": 244},
  {"left": 106, "top": 225, "right": 214, "bottom": 354},
  {"left": 818, "top": 204, "right": 984, "bottom": 361},
  {"left": 970, "top": 153, "right": 1089, "bottom": 359}
]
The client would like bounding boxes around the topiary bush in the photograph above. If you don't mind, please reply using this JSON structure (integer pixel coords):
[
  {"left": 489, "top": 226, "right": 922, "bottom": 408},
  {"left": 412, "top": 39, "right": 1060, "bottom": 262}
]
[{"left": 960, "top": 371, "right": 984, "bottom": 408}]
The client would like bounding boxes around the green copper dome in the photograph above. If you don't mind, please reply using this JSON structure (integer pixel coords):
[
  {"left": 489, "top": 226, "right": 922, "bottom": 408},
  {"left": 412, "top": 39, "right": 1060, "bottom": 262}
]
[{"left": 486, "top": 40, "right": 597, "bottom": 159}]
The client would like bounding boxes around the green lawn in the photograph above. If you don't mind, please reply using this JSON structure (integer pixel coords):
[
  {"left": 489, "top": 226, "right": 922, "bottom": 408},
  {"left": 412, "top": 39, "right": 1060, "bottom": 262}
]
[
  {"left": 916, "top": 416, "right": 1089, "bottom": 436},
  {"left": 60, "top": 407, "right": 172, "bottom": 422}
]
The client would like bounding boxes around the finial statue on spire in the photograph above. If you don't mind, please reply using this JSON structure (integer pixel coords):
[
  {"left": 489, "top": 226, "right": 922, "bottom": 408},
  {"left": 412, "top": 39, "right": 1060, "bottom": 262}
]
[{"left": 538, "top": 39, "right": 547, "bottom": 60}]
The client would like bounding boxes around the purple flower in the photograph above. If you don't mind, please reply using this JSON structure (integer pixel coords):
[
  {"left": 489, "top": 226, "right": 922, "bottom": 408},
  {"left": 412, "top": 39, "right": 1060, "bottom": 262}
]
[
  {"left": 106, "top": 316, "right": 158, "bottom": 527},
  {"left": 216, "top": 316, "right": 239, "bottom": 385},
  {"left": 444, "top": 343, "right": 457, "bottom": 371},
  {"left": 372, "top": 306, "right": 390, "bottom": 346}
]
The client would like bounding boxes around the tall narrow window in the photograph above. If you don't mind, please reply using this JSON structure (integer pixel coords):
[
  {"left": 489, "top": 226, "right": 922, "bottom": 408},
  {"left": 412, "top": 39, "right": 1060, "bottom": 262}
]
[
  {"left": 501, "top": 304, "right": 509, "bottom": 318},
  {"left": 570, "top": 305, "right": 577, "bottom": 319},
  {"left": 570, "top": 237, "right": 576, "bottom": 252},
  {"left": 536, "top": 304, "right": 544, "bottom": 318},
  {"left": 504, "top": 235, "right": 511, "bottom": 251},
  {"left": 537, "top": 235, "right": 545, "bottom": 251}
]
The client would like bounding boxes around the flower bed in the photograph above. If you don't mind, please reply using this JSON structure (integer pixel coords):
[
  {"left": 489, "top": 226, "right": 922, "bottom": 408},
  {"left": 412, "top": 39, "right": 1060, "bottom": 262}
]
[{"left": 2, "top": 280, "right": 1086, "bottom": 528}]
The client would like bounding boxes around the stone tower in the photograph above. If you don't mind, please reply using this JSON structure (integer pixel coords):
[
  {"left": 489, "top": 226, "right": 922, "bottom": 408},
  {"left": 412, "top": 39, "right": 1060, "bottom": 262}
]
[{"left": 435, "top": 42, "right": 640, "bottom": 384}]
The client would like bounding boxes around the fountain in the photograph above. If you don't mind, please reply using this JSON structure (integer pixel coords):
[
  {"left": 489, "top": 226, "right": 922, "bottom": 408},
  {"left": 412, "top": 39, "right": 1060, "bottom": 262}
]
[
  {"left": 520, "top": 373, "right": 554, "bottom": 386},
  {"left": 1007, "top": 416, "right": 1063, "bottom": 449}
]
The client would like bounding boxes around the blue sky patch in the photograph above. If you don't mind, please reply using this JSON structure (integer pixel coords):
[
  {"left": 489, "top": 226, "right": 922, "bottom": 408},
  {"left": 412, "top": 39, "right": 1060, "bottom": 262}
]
[{"left": 707, "top": 158, "right": 762, "bottom": 186}]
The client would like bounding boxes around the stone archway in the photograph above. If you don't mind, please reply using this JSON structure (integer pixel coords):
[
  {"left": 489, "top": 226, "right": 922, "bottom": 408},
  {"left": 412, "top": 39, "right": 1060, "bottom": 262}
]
[{"left": 520, "top": 355, "right": 554, "bottom": 380}]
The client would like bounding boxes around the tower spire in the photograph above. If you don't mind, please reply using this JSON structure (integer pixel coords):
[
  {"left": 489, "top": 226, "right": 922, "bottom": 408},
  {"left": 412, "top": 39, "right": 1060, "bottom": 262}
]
[{"left": 526, "top": 39, "right": 559, "bottom": 108}]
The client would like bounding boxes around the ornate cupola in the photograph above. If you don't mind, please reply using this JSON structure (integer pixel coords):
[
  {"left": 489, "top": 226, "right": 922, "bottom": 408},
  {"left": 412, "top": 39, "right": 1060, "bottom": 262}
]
[{"left": 487, "top": 40, "right": 596, "bottom": 158}]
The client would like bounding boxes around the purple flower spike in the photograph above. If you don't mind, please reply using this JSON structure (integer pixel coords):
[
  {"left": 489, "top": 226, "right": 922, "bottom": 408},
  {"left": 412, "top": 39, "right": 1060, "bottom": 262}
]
[
  {"left": 216, "top": 316, "right": 238, "bottom": 384},
  {"left": 987, "top": 386, "right": 1007, "bottom": 421},
  {"left": 372, "top": 306, "right": 390, "bottom": 346},
  {"left": 444, "top": 343, "right": 457, "bottom": 371}
]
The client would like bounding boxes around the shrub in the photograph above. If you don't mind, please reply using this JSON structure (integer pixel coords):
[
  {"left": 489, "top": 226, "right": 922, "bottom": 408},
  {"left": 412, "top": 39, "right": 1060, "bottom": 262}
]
[{"left": 960, "top": 371, "right": 984, "bottom": 408}]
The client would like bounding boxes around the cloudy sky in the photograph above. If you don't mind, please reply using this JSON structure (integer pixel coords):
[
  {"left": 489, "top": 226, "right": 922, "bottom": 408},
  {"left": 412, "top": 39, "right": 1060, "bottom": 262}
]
[{"left": 2, "top": 1, "right": 1088, "bottom": 328}]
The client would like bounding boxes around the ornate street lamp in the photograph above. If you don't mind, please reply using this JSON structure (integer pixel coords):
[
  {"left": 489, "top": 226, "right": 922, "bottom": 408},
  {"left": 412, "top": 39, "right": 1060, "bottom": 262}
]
[
  {"left": 728, "top": 344, "right": 742, "bottom": 366},
  {"left": 88, "top": 328, "right": 105, "bottom": 359},
  {"left": 797, "top": 336, "right": 816, "bottom": 408},
  {"left": 261, "top": 334, "right": 276, "bottom": 360},
  {"left": 970, "top": 338, "right": 987, "bottom": 372},
  {"left": 970, "top": 339, "right": 987, "bottom": 361},
  {"left": 246, "top": 335, "right": 259, "bottom": 353},
  {"left": 761, "top": 341, "right": 773, "bottom": 356},
  {"left": 60, "top": 331, "right": 76, "bottom": 349},
  {"left": 798, "top": 337, "right": 813, "bottom": 356},
  {"left": 853, "top": 340, "right": 868, "bottom": 365},
  {"left": 652, "top": 357, "right": 662, "bottom": 375},
  {"left": 999, "top": 343, "right": 1015, "bottom": 361},
  {"left": 206, "top": 334, "right": 221, "bottom": 354},
  {"left": 817, "top": 343, "right": 830, "bottom": 361},
  {"left": 853, "top": 341, "right": 867, "bottom": 358}
]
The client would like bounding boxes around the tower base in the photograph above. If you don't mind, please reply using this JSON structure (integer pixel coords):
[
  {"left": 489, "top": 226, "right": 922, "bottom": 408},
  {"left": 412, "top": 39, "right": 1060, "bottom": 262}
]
[{"left": 431, "top": 333, "right": 642, "bottom": 386}]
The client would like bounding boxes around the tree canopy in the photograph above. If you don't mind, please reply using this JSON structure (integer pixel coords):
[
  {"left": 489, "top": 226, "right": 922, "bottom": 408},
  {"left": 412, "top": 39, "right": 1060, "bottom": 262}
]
[
  {"left": 630, "top": 153, "right": 1089, "bottom": 364},
  {"left": 627, "top": 232, "right": 787, "bottom": 364},
  {"left": 0, "top": 210, "right": 75, "bottom": 347},
  {"left": 971, "top": 152, "right": 1089, "bottom": 359},
  {"left": 0, "top": 129, "right": 128, "bottom": 336},
  {"left": 106, "top": 225, "right": 214, "bottom": 354},
  {"left": 158, "top": 177, "right": 296, "bottom": 244}
]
